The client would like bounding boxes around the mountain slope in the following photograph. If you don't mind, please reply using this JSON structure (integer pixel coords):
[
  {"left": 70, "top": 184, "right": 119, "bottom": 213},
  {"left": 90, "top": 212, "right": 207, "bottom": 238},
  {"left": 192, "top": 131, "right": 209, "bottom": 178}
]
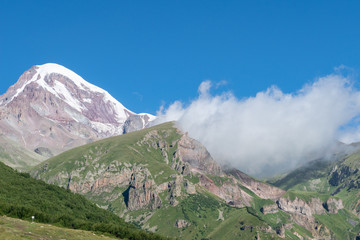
[
  {"left": 267, "top": 159, "right": 334, "bottom": 191},
  {"left": 0, "top": 63, "right": 154, "bottom": 163},
  {"left": 267, "top": 143, "right": 359, "bottom": 191},
  {"left": 0, "top": 161, "right": 166, "bottom": 240},
  {"left": 267, "top": 150, "right": 360, "bottom": 239},
  {"left": 32, "top": 121, "right": 345, "bottom": 239}
]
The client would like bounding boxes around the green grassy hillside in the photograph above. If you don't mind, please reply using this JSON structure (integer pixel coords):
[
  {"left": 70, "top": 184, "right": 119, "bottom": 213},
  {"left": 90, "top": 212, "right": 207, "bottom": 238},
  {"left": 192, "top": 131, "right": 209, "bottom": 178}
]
[
  {"left": 0, "top": 216, "right": 117, "bottom": 240},
  {"left": 0, "top": 161, "right": 166, "bottom": 240},
  {"left": 32, "top": 122, "right": 181, "bottom": 186}
]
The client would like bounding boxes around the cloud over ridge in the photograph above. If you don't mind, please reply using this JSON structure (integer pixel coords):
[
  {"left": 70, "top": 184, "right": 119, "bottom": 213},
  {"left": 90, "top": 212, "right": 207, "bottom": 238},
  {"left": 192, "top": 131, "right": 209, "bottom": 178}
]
[{"left": 157, "top": 74, "right": 360, "bottom": 177}]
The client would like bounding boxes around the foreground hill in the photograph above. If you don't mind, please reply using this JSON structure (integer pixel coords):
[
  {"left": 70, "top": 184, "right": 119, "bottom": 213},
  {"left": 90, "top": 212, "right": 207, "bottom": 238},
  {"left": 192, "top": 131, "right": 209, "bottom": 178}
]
[
  {"left": 31, "top": 121, "right": 360, "bottom": 239},
  {"left": 0, "top": 216, "right": 117, "bottom": 240},
  {"left": 0, "top": 161, "right": 166, "bottom": 240}
]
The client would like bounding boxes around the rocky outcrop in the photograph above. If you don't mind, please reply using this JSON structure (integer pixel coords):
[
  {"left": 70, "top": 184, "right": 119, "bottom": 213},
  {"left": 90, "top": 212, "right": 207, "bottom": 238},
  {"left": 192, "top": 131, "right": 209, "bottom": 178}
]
[
  {"left": 329, "top": 163, "right": 360, "bottom": 195},
  {"left": 199, "top": 174, "right": 253, "bottom": 207},
  {"left": 324, "top": 197, "right": 344, "bottom": 214},
  {"left": 177, "top": 133, "right": 222, "bottom": 176},
  {"left": 167, "top": 175, "right": 183, "bottom": 206},
  {"left": 227, "top": 169, "right": 285, "bottom": 201},
  {"left": 175, "top": 219, "right": 190, "bottom": 228},
  {"left": 184, "top": 179, "right": 196, "bottom": 194},
  {"left": 34, "top": 147, "right": 54, "bottom": 158},
  {"left": 123, "top": 114, "right": 154, "bottom": 134},
  {"left": 277, "top": 197, "right": 326, "bottom": 216},
  {"left": 329, "top": 165, "right": 357, "bottom": 187},
  {"left": 65, "top": 162, "right": 133, "bottom": 195},
  {"left": 276, "top": 196, "right": 342, "bottom": 239},
  {"left": 126, "top": 168, "right": 161, "bottom": 210},
  {"left": 261, "top": 204, "right": 278, "bottom": 214}
]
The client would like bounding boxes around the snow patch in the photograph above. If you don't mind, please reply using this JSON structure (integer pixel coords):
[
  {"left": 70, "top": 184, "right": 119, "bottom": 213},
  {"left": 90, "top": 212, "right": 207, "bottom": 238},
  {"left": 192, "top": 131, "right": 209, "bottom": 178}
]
[
  {"left": 52, "top": 81, "right": 83, "bottom": 112},
  {"left": 64, "top": 108, "right": 89, "bottom": 124}
]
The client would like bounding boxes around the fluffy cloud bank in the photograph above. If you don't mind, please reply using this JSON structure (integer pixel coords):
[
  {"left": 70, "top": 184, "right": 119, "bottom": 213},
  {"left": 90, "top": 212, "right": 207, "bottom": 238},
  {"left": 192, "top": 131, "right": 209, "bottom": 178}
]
[{"left": 156, "top": 74, "right": 360, "bottom": 177}]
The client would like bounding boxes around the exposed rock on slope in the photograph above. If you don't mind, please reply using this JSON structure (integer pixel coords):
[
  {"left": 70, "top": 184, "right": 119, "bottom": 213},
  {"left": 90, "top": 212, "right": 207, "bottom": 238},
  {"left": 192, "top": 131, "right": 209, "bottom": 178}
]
[
  {"left": 227, "top": 169, "right": 285, "bottom": 201},
  {"left": 126, "top": 167, "right": 162, "bottom": 210},
  {"left": 276, "top": 196, "right": 344, "bottom": 239},
  {"left": 176, "top": 133, "right": 222, "bottom": 176},
  {"left": 0, "top": 63, "right": 154, "bottom": 160}
]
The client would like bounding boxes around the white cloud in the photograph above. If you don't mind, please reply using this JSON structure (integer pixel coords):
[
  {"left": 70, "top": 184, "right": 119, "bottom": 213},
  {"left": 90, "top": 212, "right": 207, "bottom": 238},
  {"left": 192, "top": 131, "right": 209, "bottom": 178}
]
[{"left": 156, "top": 74, "right": 360, "bottom": 177}]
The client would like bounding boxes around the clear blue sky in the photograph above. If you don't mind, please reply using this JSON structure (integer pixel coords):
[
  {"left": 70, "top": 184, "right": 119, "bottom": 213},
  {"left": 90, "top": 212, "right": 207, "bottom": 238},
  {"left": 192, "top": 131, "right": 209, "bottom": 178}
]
[{"left": 1, "top": 0, "right": 360, "bottom": 114}]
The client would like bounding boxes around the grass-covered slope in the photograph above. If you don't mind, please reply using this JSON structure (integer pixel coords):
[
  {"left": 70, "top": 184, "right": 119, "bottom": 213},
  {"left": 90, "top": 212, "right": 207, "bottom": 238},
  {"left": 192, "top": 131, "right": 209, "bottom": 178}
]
[
  {"left": 32, "top": 122, "right": 181, "bottom": 186},
  {"left": 0, "top": 161, "right": 167, "bottom": 240},
  {"left": 267, "top": 159, "right": 333, "bottom": 191},
  {"left": 143, "top": 190, "right": 284, "bottom": 240},
  {"left": 0, "top": 216, "right": 117, "bottom": 240}
]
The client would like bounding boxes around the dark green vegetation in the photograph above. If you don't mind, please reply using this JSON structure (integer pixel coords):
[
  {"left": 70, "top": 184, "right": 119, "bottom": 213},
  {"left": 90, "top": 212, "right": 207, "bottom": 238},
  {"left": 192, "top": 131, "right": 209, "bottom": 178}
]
[{"left": 0, "top": 161, "right": 167, "bottom": 240}]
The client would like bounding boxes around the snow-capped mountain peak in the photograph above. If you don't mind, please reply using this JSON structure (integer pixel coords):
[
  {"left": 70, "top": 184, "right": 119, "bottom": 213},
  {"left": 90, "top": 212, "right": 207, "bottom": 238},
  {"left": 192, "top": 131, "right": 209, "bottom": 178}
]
[
  {"left": 0, "top": 63, "right": 155, "bottom": 156},
  {"left": 5, "top": 63, "right": 132, "bottom": 122}
]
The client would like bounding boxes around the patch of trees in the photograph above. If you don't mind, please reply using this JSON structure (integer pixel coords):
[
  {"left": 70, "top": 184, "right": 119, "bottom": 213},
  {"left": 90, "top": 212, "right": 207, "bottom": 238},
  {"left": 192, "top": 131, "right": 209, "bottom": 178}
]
[{"left": 0, "top": 162, "right": 168, "bottom": 240}]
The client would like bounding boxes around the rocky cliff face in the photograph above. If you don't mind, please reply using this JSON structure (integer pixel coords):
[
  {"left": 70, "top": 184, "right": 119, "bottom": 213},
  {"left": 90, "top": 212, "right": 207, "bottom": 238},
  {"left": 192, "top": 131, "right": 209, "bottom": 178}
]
[
  {"left": 277, "top": 197, "right": 327, "bottom": 216},
  {"left": 0, "top": 63, "right": 155, "bottom": 158},
  {"left": 329, "top": 163, "right": 360, "bottom": 196},
  {"left": 227, "top": 169, "right": 285, "bottom": 201},
  {"left": 276, "top": 196, "right": 344, "bottom": 239},
  {"left": 126, "top": 167, "right": 162, "bottom": 210},
  {"left": 198, "top": 174, "right": 252, "bottom": 207},
  {"left": 176, "top": 133, "right": 223, "bottom": 176}
]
